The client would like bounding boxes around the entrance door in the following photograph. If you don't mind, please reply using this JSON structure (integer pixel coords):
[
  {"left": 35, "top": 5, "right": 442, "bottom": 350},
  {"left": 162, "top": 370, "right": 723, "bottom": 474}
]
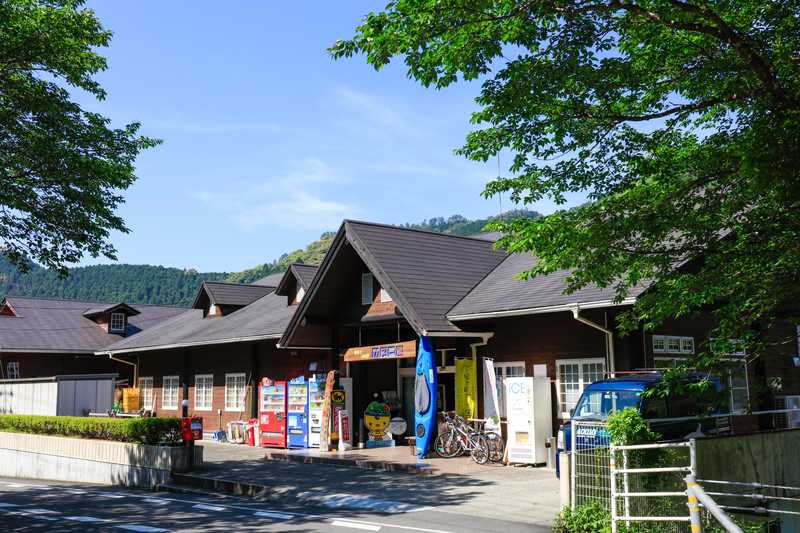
[{"left": 402, "top": 376, "right": 415, "bottom": 436}]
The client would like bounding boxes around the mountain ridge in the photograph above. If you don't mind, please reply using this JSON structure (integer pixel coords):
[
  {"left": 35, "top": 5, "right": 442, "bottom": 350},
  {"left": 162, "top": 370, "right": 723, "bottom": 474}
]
[{"left": 0, "top": 210, "right": 538, "bottom": 306}]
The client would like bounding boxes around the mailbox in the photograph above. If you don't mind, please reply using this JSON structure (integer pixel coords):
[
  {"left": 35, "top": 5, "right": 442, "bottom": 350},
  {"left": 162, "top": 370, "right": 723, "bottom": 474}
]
[{"left": 180, "top": 417, "right": 203, "bottom": 442}]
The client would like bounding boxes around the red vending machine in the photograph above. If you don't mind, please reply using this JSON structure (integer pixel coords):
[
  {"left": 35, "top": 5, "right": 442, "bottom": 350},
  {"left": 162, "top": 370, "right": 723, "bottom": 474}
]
[{"left": 259, "top": 378, "right": 287, "bottom": 448}]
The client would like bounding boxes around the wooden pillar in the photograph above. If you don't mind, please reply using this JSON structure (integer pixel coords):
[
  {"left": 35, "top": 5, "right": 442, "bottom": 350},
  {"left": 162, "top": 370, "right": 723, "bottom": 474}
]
[
  {"left": 182, "top": 349, "right": 190, "bottom": 408},
  {"left": 249, "top": 343, "right": 259, "bottom": 419}
]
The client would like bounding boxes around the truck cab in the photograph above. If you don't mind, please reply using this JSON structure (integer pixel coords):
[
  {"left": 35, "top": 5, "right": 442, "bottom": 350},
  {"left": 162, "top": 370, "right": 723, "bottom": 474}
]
[{"left": 555, "top": 372, "right": 725, "bottom": 477}]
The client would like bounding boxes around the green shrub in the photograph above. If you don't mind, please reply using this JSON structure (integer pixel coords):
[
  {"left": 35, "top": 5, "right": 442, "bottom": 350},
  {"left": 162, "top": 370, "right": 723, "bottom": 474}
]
[
  {"left": 553, "top": 503, "right": 611, "bottom": 533},
  {"left": 0, "top": 415, "right": 181, "bottom": 445},
  {"left": 606, "top": 407, "right": 660, "bottom": 446}
]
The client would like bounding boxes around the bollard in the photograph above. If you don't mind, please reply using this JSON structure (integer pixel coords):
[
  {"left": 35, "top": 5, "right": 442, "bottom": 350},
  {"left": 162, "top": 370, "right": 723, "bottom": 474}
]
[{"left": 685, "top": 474, "right": 703, "bottom": 533}]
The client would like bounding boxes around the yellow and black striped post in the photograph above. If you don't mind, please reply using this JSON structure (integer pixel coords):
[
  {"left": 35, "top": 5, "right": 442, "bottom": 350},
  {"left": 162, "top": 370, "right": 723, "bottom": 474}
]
[{"left": 685, "top": 474, "right": 703, "bottom": 533}]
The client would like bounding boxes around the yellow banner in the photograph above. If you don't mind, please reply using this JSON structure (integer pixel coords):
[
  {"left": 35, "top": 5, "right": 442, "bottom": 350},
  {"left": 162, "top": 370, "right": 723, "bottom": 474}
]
[{"left": 455, "top": 358, "right": 477, "bottom": 419}]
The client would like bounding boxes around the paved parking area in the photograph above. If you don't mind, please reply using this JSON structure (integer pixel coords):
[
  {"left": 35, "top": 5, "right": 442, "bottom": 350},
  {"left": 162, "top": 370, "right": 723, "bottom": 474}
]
[{"left": 188, "top": 441, "right": 561, "bottom": 527}]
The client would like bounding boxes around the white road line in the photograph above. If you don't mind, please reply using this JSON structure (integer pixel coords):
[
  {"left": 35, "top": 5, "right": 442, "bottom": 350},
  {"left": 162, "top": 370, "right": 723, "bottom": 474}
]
[
  {"left": 65, "top": 489, "right": 88, "bottom": 495},
  {"left": 0, "top": 503, "right": 20, "bottom": 508},
  {"left": 192, "top": 503, "right": 227, "bottom": 512},
  {"left": 254, "top": 510, "right": 295, "bottom": 520},
  {"left": 142, "top": 498, "right": 170, "bottom": 505},
  {"left": 331, "top": 520, "right": 382, "bottom": 531},
  {"left": 25, "top": 508, "right": 59, "bottom": 514},
  {"left": 319, "top": 494, "right": 427, "bottom": 513},
  {"left": 97, "top": 491, "right": 127, "bottom": 499},
  {"left": 65, "top": 516, "right": 110, "bottom": 523},
  {"left": 114, "top": 525, "right": 169, "bottom": 532},
  {"left": 5, "top": 483, "right": 28, "bottom": 488}
]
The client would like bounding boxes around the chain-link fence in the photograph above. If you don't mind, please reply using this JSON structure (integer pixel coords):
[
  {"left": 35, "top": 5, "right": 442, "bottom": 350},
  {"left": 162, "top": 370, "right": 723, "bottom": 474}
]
[{"left": 571, "top": 420, "right": 612, "bottom": 508}]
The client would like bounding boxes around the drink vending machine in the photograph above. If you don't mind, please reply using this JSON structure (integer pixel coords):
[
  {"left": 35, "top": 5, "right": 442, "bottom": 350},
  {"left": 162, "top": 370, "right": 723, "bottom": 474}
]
[
  {"left": 259, "top": 378, "right": 287, "bottom": 448},
  {"left": 287, "top": 376, "right": 309, "bottom": 448},
  {"left": 308, "top": 375, "right": 325, "bottom": 448}
]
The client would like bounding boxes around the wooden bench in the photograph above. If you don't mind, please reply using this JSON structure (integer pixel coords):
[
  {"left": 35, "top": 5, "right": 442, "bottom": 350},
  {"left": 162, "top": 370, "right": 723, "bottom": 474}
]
[{"left": 405, "top": 436, "right": 416, "bottom": 455}]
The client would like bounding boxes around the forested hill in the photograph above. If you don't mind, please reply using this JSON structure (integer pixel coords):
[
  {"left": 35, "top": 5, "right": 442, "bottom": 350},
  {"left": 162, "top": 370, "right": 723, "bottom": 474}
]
[{"left": 0, "top": 210, "right": 539, "bottom": 305}]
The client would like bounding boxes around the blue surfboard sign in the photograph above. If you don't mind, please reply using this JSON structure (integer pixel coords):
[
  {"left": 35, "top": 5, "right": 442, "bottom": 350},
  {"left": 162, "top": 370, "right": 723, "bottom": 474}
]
[{"left": 414, "top": 336, "right": 436, "bottom": 459}]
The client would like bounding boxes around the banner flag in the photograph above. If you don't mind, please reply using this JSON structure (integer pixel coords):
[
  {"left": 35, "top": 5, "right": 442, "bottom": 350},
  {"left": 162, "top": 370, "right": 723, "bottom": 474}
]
[
  {"left": 483, "top": 358, "right": 501, "bottom": 431},
  {"left": 455, "top": 358, "right": 477, "bottom": 419}
]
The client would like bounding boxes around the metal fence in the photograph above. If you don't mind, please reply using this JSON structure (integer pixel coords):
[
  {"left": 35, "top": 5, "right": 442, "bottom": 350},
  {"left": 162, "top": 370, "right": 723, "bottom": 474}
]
[
  {"left": 610, "top": 440, "right": 695, "bottom": 533},
  {"left": 571, "top": 420, "right": 612, "bottom": 508}
]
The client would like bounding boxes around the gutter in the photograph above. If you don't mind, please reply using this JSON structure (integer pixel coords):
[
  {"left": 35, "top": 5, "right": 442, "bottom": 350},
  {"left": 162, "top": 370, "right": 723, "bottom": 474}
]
[
  {"left": 447, "top": 298, "right": 636, "bottom": 322},
  {"left": 570, "top": 304, "right": 615, "bottom": 376},
  {"left": 108, "top": 353, "right": 138, "bottom": 382},
  {"left": 469, "top": 333, "right": 494, "bottom": 358},
  {"left": 98, "top": 333, "right": 284, "bottom": 356}
]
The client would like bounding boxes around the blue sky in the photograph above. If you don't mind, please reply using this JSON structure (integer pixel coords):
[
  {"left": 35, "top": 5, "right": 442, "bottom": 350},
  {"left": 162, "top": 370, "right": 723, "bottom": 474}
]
[{"left": 79, "top": 1, "right": 578, "bottom": 273}]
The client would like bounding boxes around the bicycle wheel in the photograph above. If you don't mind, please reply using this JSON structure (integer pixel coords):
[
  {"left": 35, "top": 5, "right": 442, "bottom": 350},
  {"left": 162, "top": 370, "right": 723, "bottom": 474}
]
[
  {"left": 435, "top": 430, "right": 463, "bottom": 458},
  {"left": 484, "top": 431, "right": 505, "bottom": 463},
  {"left": 470, "top": 434, "right": 490, "bottom": 465}
]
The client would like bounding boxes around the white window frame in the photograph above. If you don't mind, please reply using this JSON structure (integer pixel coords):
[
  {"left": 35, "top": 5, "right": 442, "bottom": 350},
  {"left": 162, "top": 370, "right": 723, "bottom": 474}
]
[
  {"left": 161, "top": 375, "right": 180, "bottom": 410},
  {"left": 296, "top": 286, "right": 305, "bottom": 303},
  {"left": 379, "top": 287, "right": 393, "bottom": 303},
  {"left": 361, "top": 273, "right": 374, "bottom": 305},
  {"left": 556, "top": 358, "right": 606, "bottom": 419},
  {"left": 653, "top": 335, "right": 694, "bottom": 355},
  {"left": 110, "top": 312, "right": 126, "bottom": 332},
  {"left": 494, "top": 361, "right": 526, "bottom": 417},
  {"left": 194, "top": 374, "right": 213, "bottom": 411},
  {"left": 224, "top": 372, "right": 247, "bottom": 412},
  {"left": 6, "top": 361, "right": 20, "bottom": 379},
  {"left": 138, "top": 376, "right": 154, "bottom": 411}
]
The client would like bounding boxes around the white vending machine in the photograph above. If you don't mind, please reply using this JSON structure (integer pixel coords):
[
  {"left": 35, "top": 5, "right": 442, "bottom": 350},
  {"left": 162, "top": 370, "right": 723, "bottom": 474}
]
[
  {"left": 308, "top": 375, "right": 325, "bottom": 448},
  {"left": 504, "top": 376, "right": 552, "bottom": 464}
]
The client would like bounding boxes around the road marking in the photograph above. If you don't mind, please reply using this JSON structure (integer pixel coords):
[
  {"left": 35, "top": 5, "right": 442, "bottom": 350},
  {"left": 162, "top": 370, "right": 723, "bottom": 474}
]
[
  {"left": 65, "top": 516, "right": 110, "bottom": 523},
  {"left": 192, "top": 503, "right": 226, "bottom": 512},
  {"left": 319, "top": 494, "right": 427, "bottom": 513},
  {"left": 0, "top": 503, "right": 20, "bottom": 508},
  {"left": 25, "top": 508, "right": 59, "bottom": 514},
  {"left": 331, "top": 520, "right": 381, "bottom": 531},
  {"left": 114, "top": 525, "right": 169, "bottom": 532},
  {"left": 5, "top": 483, "right": 28, "bottom": 488},
  {"left": 8, "top": 511, "right": 57, "bottom": 521},
  {"left": 65, "top": 489, "right": 88, "bottom": 495},
  {"left": 142, "top": 498, "right": 170, "bottom": 505},
  {"left": 97, "top": 491, "right": 128, "bottom": 499},
  {"left": 254, "top": 510, "right": 295, "bottom": 520}
]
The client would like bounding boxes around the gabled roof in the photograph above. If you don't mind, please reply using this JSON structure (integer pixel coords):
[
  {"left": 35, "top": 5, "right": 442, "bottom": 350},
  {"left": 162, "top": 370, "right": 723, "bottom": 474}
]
[
  {"left": 251, "top": 272, "right": 285, "bottom": 287},
  {"left": 275, "top": 263, "right": 319, "bottom": 296},
  {"left": 280, "top": 220, "right": 508, "bottom": 345},
  {"left": 82, "top": 302, "right": 141, "bottom": 319},
  {"left": 448, "top": 253, "right": 648, "bottom": 320},
  {"left": 102, "top": 292, "right": 298, "bottom": 354},
  {"left": 191, "top": 281, "right": 274, "bottom": 309},
  {"left": 0, "top": 296, "right": 185, "bottom": 354}
]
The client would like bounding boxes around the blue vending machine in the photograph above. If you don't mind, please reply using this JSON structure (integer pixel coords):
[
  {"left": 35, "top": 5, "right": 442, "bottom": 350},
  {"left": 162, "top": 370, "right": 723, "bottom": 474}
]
[{"left": 287, "top": 376, "right": 309, "bottom": 448}]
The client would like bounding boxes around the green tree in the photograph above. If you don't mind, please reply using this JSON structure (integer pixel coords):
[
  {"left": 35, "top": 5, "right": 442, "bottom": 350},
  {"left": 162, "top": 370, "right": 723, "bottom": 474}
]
[
  {"left": 0, "top": 0, "right": 159, "bottom": 275},
  {"left": 332, "top": 1, "right": 800, "bottom": 366}
]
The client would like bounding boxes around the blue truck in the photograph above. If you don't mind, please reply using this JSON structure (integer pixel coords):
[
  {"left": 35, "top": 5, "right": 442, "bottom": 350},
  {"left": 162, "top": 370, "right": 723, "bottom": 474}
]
[{"left": 555, "top": 372, "right": 726, "bottom": 477}]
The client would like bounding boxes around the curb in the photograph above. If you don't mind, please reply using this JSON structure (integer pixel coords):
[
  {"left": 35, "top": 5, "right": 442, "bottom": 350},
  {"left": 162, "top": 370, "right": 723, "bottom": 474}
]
[
  {"left": 264, "top": 451, "right": 437, "bottom": 476},
  {"left": 168, "top": 473, "right": 279, "bottom": 499}
]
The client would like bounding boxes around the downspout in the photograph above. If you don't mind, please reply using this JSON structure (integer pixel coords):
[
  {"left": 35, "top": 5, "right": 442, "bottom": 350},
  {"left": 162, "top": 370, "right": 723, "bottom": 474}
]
[
  {"left": 469, "top": 333, "right": 494, "bottom": 358},
  {"left": 107, "top": 352, "right": 138, "bottom": 382},
  {"left": 570, "top": 304, "right": 615, "bottom": 377}
]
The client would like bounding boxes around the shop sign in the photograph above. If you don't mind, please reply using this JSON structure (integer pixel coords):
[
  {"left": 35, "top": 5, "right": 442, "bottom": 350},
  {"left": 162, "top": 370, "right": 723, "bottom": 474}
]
[
  {"left": 337, "top": 410, "right": 352, "bottom": 451},
  {"left": 343, "top": 340, "right": 417, "bottom": 362}
]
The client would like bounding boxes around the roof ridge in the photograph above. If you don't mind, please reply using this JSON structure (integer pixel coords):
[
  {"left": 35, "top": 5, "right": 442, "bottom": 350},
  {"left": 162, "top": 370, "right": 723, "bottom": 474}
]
[
  {"left": 342, "top": 219, "right": 499, "bottom": 244},
  {"left": 203, "top": 280, "right": 275, "bottom": 288},
  {"left": 3, "top": 295, "right": 185, "bottom": 309}
]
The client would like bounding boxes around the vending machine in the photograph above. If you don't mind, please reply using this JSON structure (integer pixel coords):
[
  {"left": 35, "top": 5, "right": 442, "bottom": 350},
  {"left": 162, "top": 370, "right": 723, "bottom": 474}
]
[
  {"left": 259, "top": 378, "right": 287, "bottom": 448},
  {"left": 287, "top": 376, "right": 309, "bottom": 448},
  {"left": 308, "top": 374, "right": 325, "bottom": 448}
]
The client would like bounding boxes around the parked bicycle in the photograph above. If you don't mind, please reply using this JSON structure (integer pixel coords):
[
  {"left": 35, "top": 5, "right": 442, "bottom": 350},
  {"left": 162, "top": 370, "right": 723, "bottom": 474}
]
[{"left": 434, "top": 412, "right": 505, "bottom": 464}]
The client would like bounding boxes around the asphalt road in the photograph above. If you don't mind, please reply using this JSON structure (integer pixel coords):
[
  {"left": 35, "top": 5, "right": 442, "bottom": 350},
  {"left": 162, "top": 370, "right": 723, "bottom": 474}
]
[{"left": 0, "top": 477, "right": 549, "bottom": 532}]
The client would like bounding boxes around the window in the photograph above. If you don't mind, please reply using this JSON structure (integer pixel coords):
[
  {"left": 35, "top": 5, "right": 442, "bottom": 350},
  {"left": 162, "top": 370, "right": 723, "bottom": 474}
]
[
  {"left": 727, "top": 363, "right": 749, "bottom": 413},
  {"left": 138, "top": 377, "right": 154, "bottom": 411},
  {"left": 194, "top": 374, "right": 213, "bottom": 411},
  {"left": 162, "top": 376, "right": 179, "bottom": 410},
  {"left": 556, "top": 358, "right": 605, "bottom": 419},
  {"left": 110, "top": 312, "right": 126, "bottom": 332},
  {"left": 653, "top": 335, "right": 694, "bottom": 355},
  {"left": 6, "top": 362, "right": 20, "bottom": 379},
  {"left": 225, "top": 373, "right": 247, "bottom": 411},
  {"left": 379, "top": 287, "right": 392, "bottom": 303},
  {"left": 493, "top": 362, "right": 526, "bottom": 417},
  {"left": 361, "top": 273, "right": 374, "bottom": 305}
]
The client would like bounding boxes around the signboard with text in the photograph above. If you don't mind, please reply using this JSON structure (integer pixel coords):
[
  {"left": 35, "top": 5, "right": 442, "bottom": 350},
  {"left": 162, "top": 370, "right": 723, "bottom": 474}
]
[{"left": 343, "top": 340, "right": 417, "bottom": 362}]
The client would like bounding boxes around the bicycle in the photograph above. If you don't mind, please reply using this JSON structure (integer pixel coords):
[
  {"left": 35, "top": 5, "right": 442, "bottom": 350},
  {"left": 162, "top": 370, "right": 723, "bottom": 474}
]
[{"left": 434, "top": 413, "right": 491, "bottom": 464}]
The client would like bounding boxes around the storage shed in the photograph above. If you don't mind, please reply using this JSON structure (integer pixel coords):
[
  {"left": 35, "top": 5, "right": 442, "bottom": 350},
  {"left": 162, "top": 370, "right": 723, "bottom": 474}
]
[{"left": 0, "top": 374, "right": 117, "bottom": 416}]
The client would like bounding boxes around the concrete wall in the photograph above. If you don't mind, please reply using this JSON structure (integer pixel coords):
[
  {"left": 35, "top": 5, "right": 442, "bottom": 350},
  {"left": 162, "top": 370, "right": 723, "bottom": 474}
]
[
  {"left": 697, "top": 429, "right": 800, "bottom": 486},
  {"left": 0, "top": 431, "right": 202, "bottom": 487}
]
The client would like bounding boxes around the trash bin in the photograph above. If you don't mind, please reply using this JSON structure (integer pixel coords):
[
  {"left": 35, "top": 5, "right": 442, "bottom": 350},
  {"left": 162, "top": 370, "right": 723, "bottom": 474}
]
[{"left": 245, "top": 418, "right": 257, "bottom": 446}]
